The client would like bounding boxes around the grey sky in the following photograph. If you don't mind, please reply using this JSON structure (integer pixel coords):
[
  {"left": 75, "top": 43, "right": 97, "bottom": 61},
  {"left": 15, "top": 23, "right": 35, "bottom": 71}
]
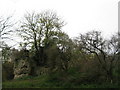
[{"left": 0, "top": 0, "right": 119, "bottom": 48}]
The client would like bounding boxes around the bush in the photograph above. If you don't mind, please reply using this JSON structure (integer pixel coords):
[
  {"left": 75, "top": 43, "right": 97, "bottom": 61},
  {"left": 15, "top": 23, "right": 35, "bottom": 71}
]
[{"left": 2, "top": 61, "right": 14, "bottom": 81}]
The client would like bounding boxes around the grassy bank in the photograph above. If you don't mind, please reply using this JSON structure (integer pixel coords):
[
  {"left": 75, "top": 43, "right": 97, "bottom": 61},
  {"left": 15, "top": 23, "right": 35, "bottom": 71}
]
[{"left": 3, "top": 74, "right": 119, "bottom": 88}]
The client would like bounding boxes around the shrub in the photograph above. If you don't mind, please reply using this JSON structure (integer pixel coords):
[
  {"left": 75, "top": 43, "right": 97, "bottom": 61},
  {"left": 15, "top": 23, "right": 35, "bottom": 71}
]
[{"left": 2, "top": 61, "right": 14, "bottom": 81}]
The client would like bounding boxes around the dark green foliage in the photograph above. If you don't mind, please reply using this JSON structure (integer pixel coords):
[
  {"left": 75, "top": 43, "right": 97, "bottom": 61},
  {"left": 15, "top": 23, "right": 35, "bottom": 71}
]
[
  {"left": 46, "top": 45, "right": 60, "bottom": 70},
  {"left": 2, "top": 62, "right": 14, "bottom": 81},
  {"left": 14, "top": 49, "right": 29, "bottom": 60}
]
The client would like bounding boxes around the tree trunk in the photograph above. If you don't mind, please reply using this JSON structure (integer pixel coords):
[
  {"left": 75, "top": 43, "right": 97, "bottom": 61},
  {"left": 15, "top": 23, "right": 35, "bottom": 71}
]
[{"left": 106, "top": 70, "right": 113, "bottom": 84}]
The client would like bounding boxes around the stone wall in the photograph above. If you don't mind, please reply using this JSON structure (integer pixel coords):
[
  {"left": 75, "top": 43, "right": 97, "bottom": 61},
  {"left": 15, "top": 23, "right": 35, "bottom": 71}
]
[
  {"left": 13, "top": 49, "right": 50, "bottom": 79},
  {"left": 14, "top": 59, "right": 31, "bottom": 79},
  {"left": 13, "top": 49, "right": 31, "bottom": 79}
]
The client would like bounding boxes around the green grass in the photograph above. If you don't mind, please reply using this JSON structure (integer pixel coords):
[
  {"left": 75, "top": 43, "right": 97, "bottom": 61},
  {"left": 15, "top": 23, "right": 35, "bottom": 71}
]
[
  {"left": 3, "top": 75, "right": 50, "bottom": 88},
  {"left": 3, "top": 68, "right": 120, "bottom": 88},
  {"left": 3, "top": 74, "right": 119, "bottom": 88}
]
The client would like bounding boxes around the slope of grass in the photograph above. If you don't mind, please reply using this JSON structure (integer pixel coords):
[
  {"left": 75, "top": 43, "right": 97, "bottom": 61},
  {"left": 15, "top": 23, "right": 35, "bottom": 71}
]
[{"left": 3, "top": 73, "right": 119, "bottom": 88}]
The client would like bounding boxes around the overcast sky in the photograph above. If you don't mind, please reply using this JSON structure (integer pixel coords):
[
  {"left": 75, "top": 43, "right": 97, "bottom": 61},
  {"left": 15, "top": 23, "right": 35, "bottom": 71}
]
[{"left": 0, "top": 0, "right": 119, "bottom": 48}]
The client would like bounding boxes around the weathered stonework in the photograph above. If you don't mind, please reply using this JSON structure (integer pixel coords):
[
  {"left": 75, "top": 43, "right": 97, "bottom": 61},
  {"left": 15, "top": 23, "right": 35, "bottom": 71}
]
[
  {"left": 14, "top": 59, "right": 31, "bottom": 79},
  {"left": 12, "top": 49, "right": 50, "bottom": 79}
]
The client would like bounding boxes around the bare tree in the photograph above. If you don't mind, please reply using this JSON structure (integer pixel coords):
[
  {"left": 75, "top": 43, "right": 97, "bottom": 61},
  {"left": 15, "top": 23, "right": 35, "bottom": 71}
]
[
  {"left": 77, "top": 31, "right": 119, "bottom": 83},
  {"left": 106, "top": 33, "right": 119, "bottom": 83},
  {"left": 0, "top": 16, "right": 14, "bottom": 39},
  {"left": 0, "top": 16, "right": 14, "bottom": 48},
  {"left": 18, "top": 11, "right": 65, "bottom": 65}
]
